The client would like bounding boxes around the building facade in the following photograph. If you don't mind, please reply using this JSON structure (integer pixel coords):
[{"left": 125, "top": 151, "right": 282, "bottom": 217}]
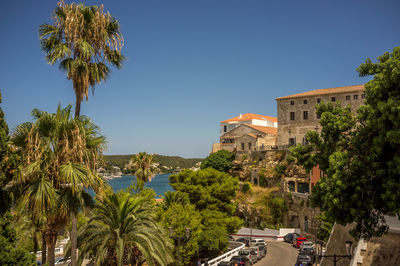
[
  {"left": 220, "top": 113, "right": 277, "bottom": 136},
  {"left": 276, "top": 84, "right": 365, "bottom": 194},
  {"left": 275, "top": 84, "right": 365, "bottom": 146},
  {"left": 218, "top": 124, "right": 277, "bottom": 152}
]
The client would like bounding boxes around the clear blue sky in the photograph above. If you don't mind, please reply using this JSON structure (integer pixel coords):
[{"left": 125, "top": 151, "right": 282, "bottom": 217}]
[{"left": 1, "top": 0, "right": 399, "bottom": 158}]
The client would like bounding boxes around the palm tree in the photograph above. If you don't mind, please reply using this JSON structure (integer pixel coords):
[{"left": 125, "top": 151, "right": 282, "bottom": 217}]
[
  {"left": 162, "top": 191, "right": 189, "bottom": 211},
  {"left": 40, "top": 3, "right": 124, "bottom": 262},
  {"left": 130, "top": 152, "right": 156, "bottom": 190},
  {"left": 39, "top": 1, "right": 125, "bottom": 118},
  {"left": 11, "top": 105, "right": 106, "bottom": 266},
  {"left": 77, "top": 191, "right": 173, "bottom": 266}
]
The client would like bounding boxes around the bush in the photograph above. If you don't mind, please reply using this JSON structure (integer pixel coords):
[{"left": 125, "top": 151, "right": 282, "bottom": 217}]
[
  {"left": 200, "top": 150, "right": 235, "bottom": 173},
  {"left": 242, "top": 182, "right": 251, "bottom": 194}
]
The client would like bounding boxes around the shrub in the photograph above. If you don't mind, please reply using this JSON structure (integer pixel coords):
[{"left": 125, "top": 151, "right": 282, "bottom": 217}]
[{"left": 242, "top": 182, "right": 251, "bottom": 194}]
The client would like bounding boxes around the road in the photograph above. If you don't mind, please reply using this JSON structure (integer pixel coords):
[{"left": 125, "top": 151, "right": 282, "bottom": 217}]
[{"left": 257, "top": 241, "right": 298, "bottom": 266}]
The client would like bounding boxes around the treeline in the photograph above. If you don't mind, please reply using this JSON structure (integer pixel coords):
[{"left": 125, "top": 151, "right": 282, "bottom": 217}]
[{"left": 103, "top": 154, "right": 203, "bottom": 170}]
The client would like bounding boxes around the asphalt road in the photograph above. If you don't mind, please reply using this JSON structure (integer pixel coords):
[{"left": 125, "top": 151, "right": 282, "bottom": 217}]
[{"left": 257, "top": 241, "right": 298, "bottom": 266}]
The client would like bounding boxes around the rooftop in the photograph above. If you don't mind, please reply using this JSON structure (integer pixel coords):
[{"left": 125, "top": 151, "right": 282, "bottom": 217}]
[
  {"left": 275, "top": 84, "right": 365, "bottom": 100},
  {"left": 221, "top": 113, "right": 278, "bottom": 123},
  {"left": 245, "top": 124, "right": 278, "bottom": 135}
]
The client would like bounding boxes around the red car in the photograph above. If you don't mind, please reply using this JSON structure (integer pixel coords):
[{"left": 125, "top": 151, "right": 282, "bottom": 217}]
[{"left": 294, "top": 237, "right": 307, "bottom": 248}]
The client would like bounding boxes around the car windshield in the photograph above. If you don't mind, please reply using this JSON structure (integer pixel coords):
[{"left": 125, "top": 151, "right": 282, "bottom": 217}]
[{"left": 298, "top": 255, "right": 311, "bottom": 261}]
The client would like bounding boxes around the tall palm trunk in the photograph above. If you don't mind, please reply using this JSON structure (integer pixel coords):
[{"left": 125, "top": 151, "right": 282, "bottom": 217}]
[
  {"left": 71, "top": 214, "right": 78, "bottom": 265},
  {"left": 70, "top": 102, "right": 81, "bottom": 266},
  {"left": 46, "top": 230, "right": 58, "bottom": 266},
  {"left": 42, "top": 231, "right": 47, "bottom": 264},
  {"left": 33, "top": 231, "right": 38, "bottom": 254}
]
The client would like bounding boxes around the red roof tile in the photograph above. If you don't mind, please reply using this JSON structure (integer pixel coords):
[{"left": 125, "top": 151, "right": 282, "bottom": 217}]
[
  {"left": 275, "top": 85, "right": 365, "bottom": 100},
  {"left": 245, "top": 124, "right": 277, "bottom": 135},
  {"left": 221, "top": 113, "right": 277, "bottom": 123}
]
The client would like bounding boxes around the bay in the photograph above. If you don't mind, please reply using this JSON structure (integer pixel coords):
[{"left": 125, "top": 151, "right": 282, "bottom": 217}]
[{"left": 108, "top": 174, "right": 174, "bottom": 198}]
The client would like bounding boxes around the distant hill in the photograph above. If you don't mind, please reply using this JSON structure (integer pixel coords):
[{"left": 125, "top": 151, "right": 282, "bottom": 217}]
[{"left": 103, "top": 154, "right": 203, "bottom": 171}]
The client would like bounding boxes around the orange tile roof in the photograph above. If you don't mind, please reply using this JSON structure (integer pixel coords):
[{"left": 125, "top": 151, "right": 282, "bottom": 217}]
[
  {"left": 275, "top": 84, "right": 365, "bottom": 100},
  {"left": 221, "top": 113, "right": 278, "bottom": 123},
  {"left": 245, "top": 124, "right": 278, "bottom": 135}
]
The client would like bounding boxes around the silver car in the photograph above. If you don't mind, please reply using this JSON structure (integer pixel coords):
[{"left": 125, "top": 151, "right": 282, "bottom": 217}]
[{"left": 238, "top": 249, "right": 258, "bottom": 264}]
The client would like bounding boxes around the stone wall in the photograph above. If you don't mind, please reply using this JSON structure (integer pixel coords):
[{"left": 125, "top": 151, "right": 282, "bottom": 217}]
[
  {"left": 276, "top": 90, "right": 365, "bottom": 146},
  {"left": 321, "top": 224, "right": 356, "bottom": 266},
  {"left": 361, "top": 232, "right": 400, "bottom": 266}
]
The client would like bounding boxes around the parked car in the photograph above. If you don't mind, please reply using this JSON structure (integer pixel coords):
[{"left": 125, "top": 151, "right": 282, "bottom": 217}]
[
  {"left": 217, "top": 261, "right": 231, "bottom": 266},
  {"left": 250, "top": 246, "right": 263, "bottom": 260},
  {"left": 283, "top": 232, "right": 299, "bottom": 243},
  {"left": 236, "top": 237, "right": 250, "bottom": 246},
  {"left": 250, "top": 238, "right": 266, "bottom": 246},
  {"left": 294, "top": 237, "right": 307, "bottom": 248},
  {"left": 238, "top": 249, "right": 257, "bottom": 264},
  {"left": 54, "top": 257, "right": 71, "bottom": 265},
  {"left": 255, "top": 243, "right": 267, "bottom": 257},
  {"left": 296, "top": 250, "right": 314, "bottom": 265},
  {"left": 300, "top": 241, "right": 315, "bottom": 254},
  {"left": 230, "top": 255, "right": 252, "bottom": 266}
]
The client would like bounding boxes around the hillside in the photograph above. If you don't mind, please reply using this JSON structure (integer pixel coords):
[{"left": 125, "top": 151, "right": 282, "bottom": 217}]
[{"left": 103, "top": 154, "right": 203, "bottom": 171}]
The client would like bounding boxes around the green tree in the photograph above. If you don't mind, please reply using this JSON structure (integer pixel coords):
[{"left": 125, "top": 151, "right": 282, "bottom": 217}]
[
  {"left": 200, "top": 150, "right": 235, "bottom": 172},
  {"left": 290, "top": 47, "right": 400, "bottom": 238},
  {"left": 169, "top": 168, "right": 239, "bottom": 215},
  {"left": 77, "top": 191, "right": 173, "bottom": 266},
  {"left": 0, "top": 213, "right": 36, "bottom": 266},
  {"left": 130, "top": 152, "right": 156, "bottom": 190},
  {"left": 160, "top": 203, "right": 202, "bottom": 265},
  {"left": 11, "top": 105, "right": 106, "bottom": 265}
]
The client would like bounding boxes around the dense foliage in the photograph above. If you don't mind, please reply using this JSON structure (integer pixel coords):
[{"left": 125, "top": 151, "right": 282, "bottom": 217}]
[
  {"left": 0, "top": 214, "right": 36, "bottom": 266},
  {"left": 169, "top": 168, "right": 239, "bottom": 215},
  {"left": 77, "top": 191, "right": 173, "bottom": 266},
  {"left": 290, "top": 47, "right": 400, "bottom": 238},
  {"left": 200, "top": 150, "right": 235, "bottom": 172},
  {"left": 161, "top": 169, "right": 242, "bottom": 262}
]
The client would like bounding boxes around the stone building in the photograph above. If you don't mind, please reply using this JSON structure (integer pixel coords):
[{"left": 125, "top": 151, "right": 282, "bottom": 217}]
[
  {"left": 220, "top": 113, "right": 277, "bottom": 136},
  {"left": 276, "top": 84, "right": 366, "bottom": 194},
  {"left": 219, "top": 124, "right": 277, "bottom": 152},
  {"left": 275, "top": 84, "right": 365, "bottom": 147}
]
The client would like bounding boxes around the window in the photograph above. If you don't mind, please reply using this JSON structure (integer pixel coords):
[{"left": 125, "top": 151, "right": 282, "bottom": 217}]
[
  {"left": 303, "top": 111, "right": 308, "bottom": 120},
  {"left": 331, "top": 97, "right": 336, "bottom": 102},
  {"left": 346, "top": 95, "right": 350, "bottom": 100},
  {"left": 354, "top": 95, "right": 358, "bottom": 100},
  {"left": 289, "top": 137, "right": 296, "bottom": 145},
  {"left": 248, "top": 143, "right": 252, "bottom": 149},
  {"left": 317, "top": 112, "right": 321, "bottom": 119},
  {"left": 303, "top": 99, "right": 308, "bottom": 104},
  {"left": 317, "top": 98, "right": 321, "bottom": 103},
  {"left": 361, "top": 94, "right": 366, "bottom": 99},
  {"left": 290, "top": 112, "right": 295, "bottom": 120},
  {"left": 223, "top": 125, "right": 227, "bottom": 132},
  {"left": 290, "top": 101, "right": 294, "bottom": 105},
  {"left": 302, "top": 137, "right": 309, "bottom": 145},
  {"left": 241, "top": 143, "right": 245, "bottom": 150}
]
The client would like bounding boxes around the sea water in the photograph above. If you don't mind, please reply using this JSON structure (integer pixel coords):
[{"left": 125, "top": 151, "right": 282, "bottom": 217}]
[{"left": 108, "top": 174, "right": 174, "bottom": 198}]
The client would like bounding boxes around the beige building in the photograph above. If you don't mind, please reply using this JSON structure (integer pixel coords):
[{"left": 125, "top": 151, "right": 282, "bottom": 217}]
[
  {"left": 220, "top": 113, "right": 277, "bottom": 136},
  {"left": 275, "top": 84, "right": 365, "bottom": 147},
  {"left": 219, "top": 124, "right": 277, "bottom": 152}
]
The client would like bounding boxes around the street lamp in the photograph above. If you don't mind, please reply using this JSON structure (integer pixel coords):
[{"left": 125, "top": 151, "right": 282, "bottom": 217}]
[
  {"left": 316, "top": 240, "right": 352, "bottom": 266},
  {"left": 169, "top": 227, "right": 190, "bottom": 266}
]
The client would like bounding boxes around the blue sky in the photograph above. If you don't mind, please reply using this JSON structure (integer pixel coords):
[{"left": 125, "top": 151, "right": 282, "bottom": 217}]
[{"left": 1, "top": 0, "right": 399, "bottom": 158}]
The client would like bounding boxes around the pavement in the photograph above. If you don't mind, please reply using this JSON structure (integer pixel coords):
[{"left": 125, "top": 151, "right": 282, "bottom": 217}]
[{"left": 256, "top": 241, "right": 298, "bottom": 266}]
